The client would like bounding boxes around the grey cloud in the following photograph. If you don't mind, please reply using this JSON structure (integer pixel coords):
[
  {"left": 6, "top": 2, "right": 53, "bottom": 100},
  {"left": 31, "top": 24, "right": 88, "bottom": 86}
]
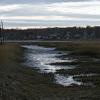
[
  {"left": 5, "top": 19, "right": 100, "bottom": 29},
  {"left": 2, "top": 8, "right": 100, "bottom": 20},
  {"left": 0, "top": 0, "right": 94, "bottom": 4},
  {"left": 0, "top": 0, "right": 99, "bottom": 28}
]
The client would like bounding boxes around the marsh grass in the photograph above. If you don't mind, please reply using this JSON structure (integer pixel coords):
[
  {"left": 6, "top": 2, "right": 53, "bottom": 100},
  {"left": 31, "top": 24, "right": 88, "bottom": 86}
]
[
  {"left": 33, "top": 41, "right": 100, "bottom": 56},
  {"left": 0, "top": 43, "right": 100, "bottom": 100}
]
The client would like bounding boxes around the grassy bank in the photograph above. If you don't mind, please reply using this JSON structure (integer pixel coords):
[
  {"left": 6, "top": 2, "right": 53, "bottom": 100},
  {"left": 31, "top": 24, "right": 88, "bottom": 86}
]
[
  {"left": 0, "top": 43, "right": 100, "bottom": 100},
  {"left": 0, "top": 44, "right": 57, "bottom": 100},
  {"left": 33, "top": 41, "right": 100, "bottom": 56}
]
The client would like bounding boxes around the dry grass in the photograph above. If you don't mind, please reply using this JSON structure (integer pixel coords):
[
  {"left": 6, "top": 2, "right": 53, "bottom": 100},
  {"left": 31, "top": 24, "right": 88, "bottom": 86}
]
[
  {"left": 33, "top": 41, "right": 100, "bottom": 56},
  {"left": 0, "top": 43, "right": 100, "bottom": 100}
]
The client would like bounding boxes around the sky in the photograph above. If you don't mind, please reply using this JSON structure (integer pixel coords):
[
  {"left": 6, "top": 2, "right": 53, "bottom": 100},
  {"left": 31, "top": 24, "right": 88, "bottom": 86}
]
[{"left": 0, "top": 0, "right": 100, "bottom": 29}]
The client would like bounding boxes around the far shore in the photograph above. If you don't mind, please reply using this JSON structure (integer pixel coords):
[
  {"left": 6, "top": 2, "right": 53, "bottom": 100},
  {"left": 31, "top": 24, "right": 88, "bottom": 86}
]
[{"left": 3, "top": 40, "right": 100, "bottom": 43}]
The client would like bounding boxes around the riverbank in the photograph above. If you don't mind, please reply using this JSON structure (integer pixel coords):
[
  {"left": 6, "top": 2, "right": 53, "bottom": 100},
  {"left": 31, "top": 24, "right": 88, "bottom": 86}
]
[
  {"left": 32, "top": 41, "right": 100, "bottom": 55},
  {"left": 0, "top": 44, "right": 55, "bottom": 100},
  {"left": 0, "top": 43, "right": 100, "bottom": 100}
]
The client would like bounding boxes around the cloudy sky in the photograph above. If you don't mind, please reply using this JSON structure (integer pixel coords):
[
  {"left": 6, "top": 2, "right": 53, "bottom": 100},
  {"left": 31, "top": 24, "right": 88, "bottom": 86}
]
[{"left": 0, "top": 0, "right": 100, "bottom": 29}]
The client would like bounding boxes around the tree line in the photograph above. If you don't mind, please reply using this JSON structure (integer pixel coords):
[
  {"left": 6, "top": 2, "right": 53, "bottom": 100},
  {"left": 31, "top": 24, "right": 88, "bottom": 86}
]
[{"left": 2, "top": 26, "right": 100, "bottom": 40}]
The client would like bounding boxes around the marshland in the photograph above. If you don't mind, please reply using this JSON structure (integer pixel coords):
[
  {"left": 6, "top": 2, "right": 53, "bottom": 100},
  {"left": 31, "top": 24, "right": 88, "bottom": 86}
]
[
  {"left": 1, "top": 0, "right": 100, "bottom": 99},
  {"left": 0, "top": 41, "right": 100, "bottom": 100}
]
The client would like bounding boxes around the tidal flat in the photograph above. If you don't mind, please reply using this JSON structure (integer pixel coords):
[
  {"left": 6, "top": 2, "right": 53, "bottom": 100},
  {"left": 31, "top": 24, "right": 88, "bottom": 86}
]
[{"left": 0, "top": 42, "right": 100, "bottom": 100}]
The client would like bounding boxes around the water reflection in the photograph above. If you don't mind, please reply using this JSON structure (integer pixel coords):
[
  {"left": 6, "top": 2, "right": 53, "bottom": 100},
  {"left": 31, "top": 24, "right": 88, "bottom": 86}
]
[
  {"left": 22, "top": 45, "right": 82, "bottom": 86},
  {"left": 55, "top": 74, "right": 82, "bottom": 86}
]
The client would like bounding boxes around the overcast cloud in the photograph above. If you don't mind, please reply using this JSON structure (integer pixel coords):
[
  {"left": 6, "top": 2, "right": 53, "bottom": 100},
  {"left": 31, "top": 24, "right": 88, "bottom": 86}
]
[
  {"left": 0, "top": 0, "right": 95, "bottom": 4},
  {"left": 0, "top": 0, "right": 100, "bottom": 28}
]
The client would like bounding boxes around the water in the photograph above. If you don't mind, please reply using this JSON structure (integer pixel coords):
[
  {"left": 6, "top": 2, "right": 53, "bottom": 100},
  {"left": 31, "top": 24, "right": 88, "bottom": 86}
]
[
  {"left": 22, "top": 45, "right": 82, "bottom": 86},
  {"left": 55, "top": 74, "right": 82, "bottom": 86}
]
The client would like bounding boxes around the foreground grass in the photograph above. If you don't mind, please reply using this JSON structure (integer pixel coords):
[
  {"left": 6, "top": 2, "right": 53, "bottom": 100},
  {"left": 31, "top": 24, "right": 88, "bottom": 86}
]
[
  {"left": 0, "top": 44, "right": 55, "bottom": 100},
  {"left": 0, "top": 43, "right": 100, "bottom": 100}
]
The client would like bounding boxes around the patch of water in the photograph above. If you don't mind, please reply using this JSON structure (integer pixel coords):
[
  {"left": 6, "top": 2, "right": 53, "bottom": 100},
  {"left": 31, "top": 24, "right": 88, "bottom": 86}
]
[
  {"left": 22, "top": 45, "right": 82, "bottom": 87},
  {"left": 55, "top": 74, "right": 82, "bottom": 86},
  {"left": 73, "top": 73, "right": 97, "bottom": 77}
]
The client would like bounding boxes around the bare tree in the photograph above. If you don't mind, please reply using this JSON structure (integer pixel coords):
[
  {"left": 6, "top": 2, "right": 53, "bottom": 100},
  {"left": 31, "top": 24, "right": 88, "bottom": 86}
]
[{"left": 0, "top": 20, "right": 4, "bottom": 45}]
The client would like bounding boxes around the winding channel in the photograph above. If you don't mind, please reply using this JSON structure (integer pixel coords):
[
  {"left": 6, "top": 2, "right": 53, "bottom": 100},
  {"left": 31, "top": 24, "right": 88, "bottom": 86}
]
[{"left": 22, "top": 45, "right": 83, "bottom": 86}]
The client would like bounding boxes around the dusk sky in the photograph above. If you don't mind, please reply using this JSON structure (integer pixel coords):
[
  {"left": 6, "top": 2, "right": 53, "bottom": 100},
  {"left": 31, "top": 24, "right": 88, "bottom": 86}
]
[{"left": 0, "top": 0, "right": 100, "bottom": 29}]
